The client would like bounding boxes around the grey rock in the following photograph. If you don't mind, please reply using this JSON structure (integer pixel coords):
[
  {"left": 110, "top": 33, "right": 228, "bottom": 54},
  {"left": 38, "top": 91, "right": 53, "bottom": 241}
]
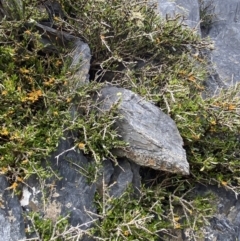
[
  {"left": 158, "top": 185, "right": 240, "bottom": 241},
  {"left": 109, "top": 159, "right": 133, "bottom": 198},
  {"left": 98, "top": 86, "right": 189, "bottom": 175},
  {"left": 203, "top": 0, "right": 240, "bottom": 25},
  {"left": 195, "top": 185, "right": 240, "bottom": 241},
  {"left": 96, "top": 159, "right": 141, "bottom": 198},
  {"left": 23, "top": 137, "right": 97, "bottom": 237},
  {"left": 157, "top": 0, "right": 200, "bottom": 30},
  {"left": 0, "top": 175, "right": 25, "bottom": 241},
  {"left": 95, "top": 159, "right": 115, "bottom": 197},
  {"left": 43, "top": 0, "right": 66, "bottom": 20},
  {"left": 201, "top": 0, "right": 240, "bottom": 87},
  {"left": 129, "top": 161, "right": 142, "bottom": 197},
  {"left": 209, "top": 24, "right": 240, "bottom": 86},
  {"left": 51, "top": 139, "right": 97, "bottom": 228},
  {"left": 69, "top": 39, "right": 91, "bottom": 86}
]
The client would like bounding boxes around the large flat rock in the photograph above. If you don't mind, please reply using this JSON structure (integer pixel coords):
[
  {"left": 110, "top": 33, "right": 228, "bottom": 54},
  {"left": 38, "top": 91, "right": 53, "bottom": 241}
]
[{"left": 98, "top": 86, "right": 189, "bottom": 175}]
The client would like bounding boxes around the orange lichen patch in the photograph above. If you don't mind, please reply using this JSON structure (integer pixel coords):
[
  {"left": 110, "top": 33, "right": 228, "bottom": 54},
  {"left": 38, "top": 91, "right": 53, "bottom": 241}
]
[
  {"left": 193, "top": 56, "right": 205, "bottom": 62},
  {"left": 209, "top": 126, "right": 216, "bottom": 132},
  {"left": 211, "top": 101, "right": 221, "bottom": 107},
  {"left": 1, "top": 90, "right": 7, "bottom": 96},
  {"left": 7, "top": 182, "right": 18, "bottom": 191},
  {"left": 211, "top": 102, "right": 237, "bottom": 110},
  {"left": 19, "top": 67, "right": 30, "bottom": 74},
  {"left": 24, "top": 30, "right": 31, "bottom": 35},
  {"left": 24, "top": 75, "right": 34, "bottom": 83},
  {"left": 0, "top": 167, "right": 9, "bottom": 174},
  {"left": 0, "top": 128, "right": 9, "bottom": 136},
  {"left": 210, "top": 120, "right": 216, "bottom": 125},
  {"left": 17, "top": 176, "right": 23, "bottom": 182},
  {"left": 188, "top": 75, "right": 196, "bottom": 82},
  {"left": 21, "top": 89, "right": 43, "bottom": 102},
  {"left": 174, "top": 222, "right": 181, "bottom": 229},
  {"left": 78, "top": 142, "right": 86, "bottom": 150},
  {"left": 43, "top": 77, "right": 55, "bottom": 86},
  {"left": 178, "top": 70, "right": 187, "bottom": 76},
  {"left": 155, "top": 37, "right": 161, "bottom": 44},
  {"left": 196, "top": 85, "right": 205, "bottom": 90},
  {"left": 192, "top": 134, "right": 200, "bottom": 140},
  {"left": 221, "top": 181, "right": 228, "bottom": 186},
  {"left": 174, "top": 216, "right": 180, "bottom": 222},
  {"left": 22, "top": 160, "right": 29, "bottom": 164},
  {"left": 227, "top": 104, "right": 236, "bottom": 110},
  {"left": 55, "top": 60, "right": 62, "bottom": 66},
  {"left": 7, "top": 110, "right": 14, "bottom": 115},
  {"left": 9, "top": 132, "right": 20, "bottom": 140}
]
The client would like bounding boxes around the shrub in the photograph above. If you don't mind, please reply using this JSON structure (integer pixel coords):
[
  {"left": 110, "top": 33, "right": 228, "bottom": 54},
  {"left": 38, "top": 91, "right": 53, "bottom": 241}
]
[{"left": 1, "top": 0, "right": 240, "bottom": 240}]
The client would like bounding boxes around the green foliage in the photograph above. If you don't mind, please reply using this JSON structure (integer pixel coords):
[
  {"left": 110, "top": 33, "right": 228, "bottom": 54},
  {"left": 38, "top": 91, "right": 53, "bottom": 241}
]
[
  {"left": 0, "top": 14, "right": 125, "bottom": 184},
  {"left": 1, "top": 0, "right": 240, "bottom": 240},
  {"left": 180, "top": 84, "right": 240, "bottom": 187},
  {"left": 57, "top": 0, "right": 240, "bottom": 191},
  {"left": 27, "top": 213, "right": 70, "bottom": 240},
  {"left": 60, "top": 0, "right": 207, "bottom": 95},
  {"left": 93, "top": 186, "right": 167, "bottom": 240},
  {"left": 92, "top": 182, "right": 215, "bottom": 240},
  {"left": 199, "top": 0, "right": 216, "bottom": 30}
]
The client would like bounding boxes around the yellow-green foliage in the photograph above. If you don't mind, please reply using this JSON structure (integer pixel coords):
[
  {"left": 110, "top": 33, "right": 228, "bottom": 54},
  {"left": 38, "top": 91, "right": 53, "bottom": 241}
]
[
  {"left": 1, "top": 0, "right": 240, "bottom": 240},
  {"left": 92, "top": 183, "right": 215, "bottom": 240},
  {"left": 58, "top": 0, "right": 240, "bottom": 189},
  {"left": 0, "top": 15, "right": 125, "bottom": 184},
  {"left": 27, "top": 213, "right": 71, "bottom": 240}
]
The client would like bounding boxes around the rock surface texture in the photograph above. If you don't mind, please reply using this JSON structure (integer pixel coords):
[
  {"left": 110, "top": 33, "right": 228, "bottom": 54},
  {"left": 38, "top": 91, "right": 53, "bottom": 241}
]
[
  {"left": 200, "top": 186, "right": 240, "bottom": 241},
  {"left": 98, "top": 86, "right": 189, "bottom": 175},
  {"left": 23, "top": 137, "right": 97, "bottom": 240},
  {"left": 0, "top": 175, "right": 26, "bottom": 241},
  {"left": 202, "top": 0, "right": 240, "bottom": 87}
]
